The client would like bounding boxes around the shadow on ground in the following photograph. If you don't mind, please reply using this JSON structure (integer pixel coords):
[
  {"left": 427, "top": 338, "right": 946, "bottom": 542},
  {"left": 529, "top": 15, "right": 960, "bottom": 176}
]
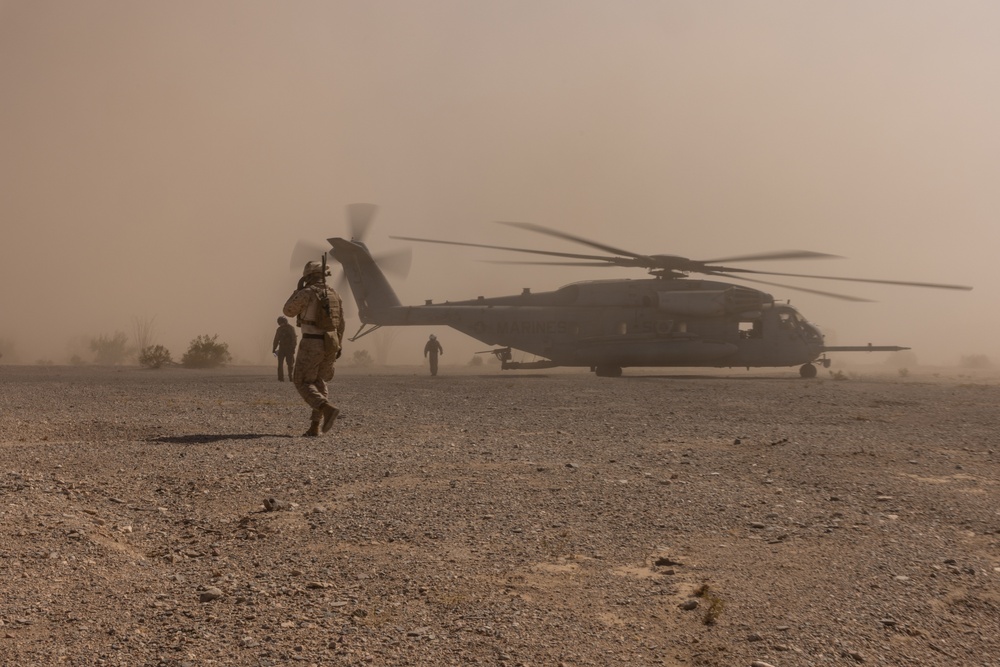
[{"left": 150, "top": 433, "right": 296, "bottom": 444}]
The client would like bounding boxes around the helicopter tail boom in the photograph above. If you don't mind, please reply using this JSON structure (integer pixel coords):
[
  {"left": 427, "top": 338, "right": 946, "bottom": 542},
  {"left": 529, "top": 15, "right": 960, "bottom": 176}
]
[{"left": 327, "top": 237, "right": 403, "bottom": 319}]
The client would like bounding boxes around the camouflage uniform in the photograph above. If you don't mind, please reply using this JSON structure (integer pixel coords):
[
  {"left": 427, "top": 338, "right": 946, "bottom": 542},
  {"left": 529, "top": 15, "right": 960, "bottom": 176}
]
[
  {"left": 272, "top": 318, "right": 297, "bottom": 382},
  {"left": 283, "top": 263, "right": 345, "bottom": 435}
]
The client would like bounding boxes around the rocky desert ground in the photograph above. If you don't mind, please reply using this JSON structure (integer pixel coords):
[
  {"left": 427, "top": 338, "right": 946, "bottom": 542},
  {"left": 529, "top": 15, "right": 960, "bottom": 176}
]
[{"left": 1, "top": 363, "right": 999, "bottom": 667}]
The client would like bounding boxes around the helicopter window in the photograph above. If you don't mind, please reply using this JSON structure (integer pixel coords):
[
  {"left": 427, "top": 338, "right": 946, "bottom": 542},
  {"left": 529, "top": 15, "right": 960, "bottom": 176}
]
[
  {"left": 739, "top": 320, "right": 762, "bottom": 339},
  {"left": 778, "top": 312, "right": 800, "bottom": 331}
]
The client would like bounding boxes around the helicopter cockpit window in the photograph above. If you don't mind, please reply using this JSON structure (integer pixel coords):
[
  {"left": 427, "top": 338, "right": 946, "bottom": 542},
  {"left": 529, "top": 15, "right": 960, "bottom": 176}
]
[
  {"left": 739, "top": 319, "right": 762, "bottom": 339},
  {"left": 778, "top": 311, "right": 801, "bottom": 331}
]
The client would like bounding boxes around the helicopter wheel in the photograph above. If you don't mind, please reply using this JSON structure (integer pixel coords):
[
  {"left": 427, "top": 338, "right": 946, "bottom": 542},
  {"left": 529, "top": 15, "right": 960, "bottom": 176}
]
[
  {"left": 799, "top": 363, "right": 818, "bottom": 379},
  {"left": 595, "top": 365, "right": 622, "bottom": 378}
]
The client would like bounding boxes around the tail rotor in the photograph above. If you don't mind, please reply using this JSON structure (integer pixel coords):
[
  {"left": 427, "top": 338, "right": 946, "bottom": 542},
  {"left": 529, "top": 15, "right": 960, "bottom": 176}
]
[{"left": 289, "top": 203, "right": 411, "bottom": 315}]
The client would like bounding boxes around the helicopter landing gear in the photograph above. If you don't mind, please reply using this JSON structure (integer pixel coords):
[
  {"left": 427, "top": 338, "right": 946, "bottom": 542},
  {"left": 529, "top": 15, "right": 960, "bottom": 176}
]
[
  {"left": 594, "top": 364, "right": 623, "bottom": 378},
  {"left": 799, "top": 363, "right": 818, "bottom": 379}
]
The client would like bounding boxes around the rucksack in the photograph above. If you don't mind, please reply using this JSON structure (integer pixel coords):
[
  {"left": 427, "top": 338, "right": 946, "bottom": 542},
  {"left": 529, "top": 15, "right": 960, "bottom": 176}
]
[{"left": 308, "top": 285, "right": 341, "bottom": 332}]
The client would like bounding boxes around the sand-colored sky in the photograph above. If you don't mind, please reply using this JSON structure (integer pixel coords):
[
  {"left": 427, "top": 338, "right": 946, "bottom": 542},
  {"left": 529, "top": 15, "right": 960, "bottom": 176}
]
[{"left": 1, "top": 1, "right": 996, "bottom": 367}]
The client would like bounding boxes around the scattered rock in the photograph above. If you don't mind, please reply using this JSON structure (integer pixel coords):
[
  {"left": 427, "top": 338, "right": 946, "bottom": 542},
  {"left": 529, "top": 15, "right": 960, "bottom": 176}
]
[
  {"left": 263, "top": 497, "right": 290, "bottom": 512},
  {"left": 198, "top": 587, "right": 223, "bottom": 603}
]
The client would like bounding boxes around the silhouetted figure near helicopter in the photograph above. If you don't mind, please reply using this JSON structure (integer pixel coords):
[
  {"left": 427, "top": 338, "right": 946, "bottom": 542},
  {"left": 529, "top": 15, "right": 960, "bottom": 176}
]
[
  {"left": 272, "top": 316, "right": 297, "bottom": 382},
  {"left": 424, "top": 334, "right": 443, "bottom": 376}
]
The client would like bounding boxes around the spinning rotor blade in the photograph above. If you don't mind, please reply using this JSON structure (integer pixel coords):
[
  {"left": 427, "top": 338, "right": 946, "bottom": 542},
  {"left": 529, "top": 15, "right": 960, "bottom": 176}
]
[
  {"left": 497, "top": 221, "right": 644, "bottom": 259},
  {"left": 705, "top": 250, "right": 842, "bottom": 263},
  {"left": 716, "top": 268, "right": 973, "bottom": 292},
  {"left": 372, "top": 247, "right": 412, "bottom": 278},
  {"left": 390, "top": 235, "right": 614, "bottom": 263},
  {"left": 706, "top": 272, "right": 874, "bottom": 302},
  {"left": 395, "top": 220, "right": 973, "bottom": 300},
  {"left": 496, "top": 222, "right": 847, "bottom": 272},
  {"left": 290, "top": 240, "right": 330, "bottom": 271},
  {"left": 333, "top": 268, "right": 358, "bottom": 317},
  {"left": 346, "top": 203, "right": 378, "bottom": 241},
  {"left": 483, "top": 260, "right": 626, "bottom": 267}
]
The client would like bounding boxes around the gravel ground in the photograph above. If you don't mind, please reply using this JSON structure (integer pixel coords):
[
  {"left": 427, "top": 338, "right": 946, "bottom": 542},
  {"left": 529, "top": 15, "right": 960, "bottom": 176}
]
[{"left": 1, "top": 363, "right": 999, "bottom": 667}]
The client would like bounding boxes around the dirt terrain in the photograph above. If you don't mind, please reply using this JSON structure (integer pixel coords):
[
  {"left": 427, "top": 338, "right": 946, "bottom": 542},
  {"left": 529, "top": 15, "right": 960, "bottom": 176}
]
[{"left": 1, "top": 363, "right": 998, "bottom": 666}]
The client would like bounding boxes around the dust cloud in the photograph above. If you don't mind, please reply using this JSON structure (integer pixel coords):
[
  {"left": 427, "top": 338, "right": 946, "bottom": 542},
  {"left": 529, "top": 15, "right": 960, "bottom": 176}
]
[{"left": 1, "top": 2, "right": 996, "bottom": 368}]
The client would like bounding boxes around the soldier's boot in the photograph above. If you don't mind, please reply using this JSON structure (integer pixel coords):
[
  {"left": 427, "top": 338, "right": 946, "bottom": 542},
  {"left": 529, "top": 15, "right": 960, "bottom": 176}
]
[
  {"left": 320, "top": 404, "right": 340, "bottom": 433},
  {"left": 303, "top": 421, "right": 320, "bottom": 437}
]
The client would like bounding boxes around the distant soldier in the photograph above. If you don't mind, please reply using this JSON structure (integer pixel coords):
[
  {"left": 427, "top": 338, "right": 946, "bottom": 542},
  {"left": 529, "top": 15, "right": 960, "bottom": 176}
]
[
  {"left": 283, "top": 261, "right": 345, "bottom": 437},
  {"left": 424, "top": 334, "right": 444, "bottom": 376},
  {"left": 272, "top": 316, "right": 297, "bottom": 382}
]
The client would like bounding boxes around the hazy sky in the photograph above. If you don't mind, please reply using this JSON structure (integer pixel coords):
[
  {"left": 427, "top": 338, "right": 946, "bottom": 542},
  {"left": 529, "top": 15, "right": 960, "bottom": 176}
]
[{"left": 1, "top": 1, "right": 996, "bottom": 366}]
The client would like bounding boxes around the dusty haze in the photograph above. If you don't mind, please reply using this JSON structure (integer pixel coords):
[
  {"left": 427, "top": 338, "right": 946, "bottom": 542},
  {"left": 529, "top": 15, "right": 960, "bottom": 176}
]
[{"left": 1, "top": 1, "right": 996, "bottom": 368}]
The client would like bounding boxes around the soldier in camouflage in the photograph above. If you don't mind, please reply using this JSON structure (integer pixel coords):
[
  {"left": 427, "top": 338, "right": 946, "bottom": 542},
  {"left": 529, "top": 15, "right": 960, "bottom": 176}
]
[
  {"left": 283, "top": 261, "right": 345, "bottom": 437},
  {"left": 272, "top": 316, "right": 297, "bottom": 382}
]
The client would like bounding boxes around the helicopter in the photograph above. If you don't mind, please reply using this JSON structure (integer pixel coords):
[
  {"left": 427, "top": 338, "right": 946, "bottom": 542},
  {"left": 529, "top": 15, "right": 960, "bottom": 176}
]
[{"left": 299, "top": 204, "right": 972, "bottom": 378}]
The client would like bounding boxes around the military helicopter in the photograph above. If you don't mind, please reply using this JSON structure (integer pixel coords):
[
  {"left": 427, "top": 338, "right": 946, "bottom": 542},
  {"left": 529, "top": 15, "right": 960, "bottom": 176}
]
[{"left": 299, "top": 204, "right": 972, "bottom": 378}]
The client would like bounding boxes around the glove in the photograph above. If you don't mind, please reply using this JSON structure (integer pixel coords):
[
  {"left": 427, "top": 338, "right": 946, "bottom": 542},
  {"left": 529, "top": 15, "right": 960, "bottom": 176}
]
[
  {"left": 336, "top": 349, "right": 342, "bottom": 360},
  {"left": 272, "top": 351, "right": 277, "bottom": 357}
]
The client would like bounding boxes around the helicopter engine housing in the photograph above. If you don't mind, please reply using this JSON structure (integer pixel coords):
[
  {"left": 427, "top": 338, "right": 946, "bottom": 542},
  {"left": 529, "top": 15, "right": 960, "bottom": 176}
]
[{"left": 657, "top": 287, "right": 767, "bottom": 317}]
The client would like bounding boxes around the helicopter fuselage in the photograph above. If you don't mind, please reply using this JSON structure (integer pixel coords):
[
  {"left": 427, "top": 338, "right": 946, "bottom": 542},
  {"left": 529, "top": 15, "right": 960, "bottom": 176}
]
[{"left": 363, "top": 278, "right": 827, "bottom": 370}]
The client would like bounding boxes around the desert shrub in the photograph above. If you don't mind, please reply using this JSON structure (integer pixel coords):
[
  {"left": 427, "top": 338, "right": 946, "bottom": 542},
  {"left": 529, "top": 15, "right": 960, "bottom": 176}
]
[
  {"left": 960, "top": 354, "right": 991, "bottom": 369},
  {"left": 468, "top": 355, "right": 484, "bottom": 367},
  {"left": 181, "top": 335, "right": 232, "bottom": 369},
  {"left": 90, "top": 331, "right": 131, "bottom": 365},
  {"left": 69, "top": 355, "right": 87, "bottom": 366},
  {"left": 352, "top": 349, "right": 374, "bottom": 368},
  {"left": 139, "top": 345, "right": 173, "bottom": 369}
]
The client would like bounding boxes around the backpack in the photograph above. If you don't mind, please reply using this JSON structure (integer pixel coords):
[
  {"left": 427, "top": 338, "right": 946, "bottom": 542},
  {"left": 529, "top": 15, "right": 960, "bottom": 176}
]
[{"left": 308, "top": 285, "right": 341, "bottom": 332}]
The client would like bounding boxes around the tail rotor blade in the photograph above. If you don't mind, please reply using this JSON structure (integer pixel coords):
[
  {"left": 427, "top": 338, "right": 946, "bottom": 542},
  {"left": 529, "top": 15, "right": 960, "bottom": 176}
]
[
  {"left": 290, "top": 240, "right": 330, "bottom": 271},
  {"left": 347, "top": 203, "right": 378, "bottom": 242},
  {"left": 334, "top": 268, "right": 353, "bottom": 309},
  {"left": 373, "top": 247, "right": 412, "bottom": 278}
]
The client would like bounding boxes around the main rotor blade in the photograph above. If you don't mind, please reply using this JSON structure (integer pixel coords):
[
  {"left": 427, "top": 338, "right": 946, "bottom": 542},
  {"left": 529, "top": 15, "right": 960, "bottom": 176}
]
[
  {"left": 482, "top": 260, "right": 620, "bottom": 267},
  {"left": 390, "top": 235, "right": 614, "bottom": 263},
  {"left": 346, "top": 203, "right": 378, "bottom": 241},
  {"left": 704, "top": 250, "right": 843, "bottom": 263},
  {"left": 719, "top": 268, "right": 973, "bottom": 291},
  {"left": 707, "top": 272, "right": 874, "bottom": 302},
  {"left": 290, "top": 240, "right": 330, "bottom": 271},
  {"left": 373, "top": 247, "right": 412, "bottom": 278},
  {"left": 497, "top": 221, "right": 645, "bottom": 259}
]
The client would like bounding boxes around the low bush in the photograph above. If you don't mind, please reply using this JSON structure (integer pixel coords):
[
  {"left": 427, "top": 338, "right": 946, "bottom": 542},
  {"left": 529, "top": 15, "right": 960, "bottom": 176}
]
[
  {"left": 352, "top": 349, "right": 374, "bottom": 368},
  {"left": 181, "top": 335, "right": 232, "bottom": 369},
  {"left": 139, "top": 345, "right": 173, "bottom": 369}
]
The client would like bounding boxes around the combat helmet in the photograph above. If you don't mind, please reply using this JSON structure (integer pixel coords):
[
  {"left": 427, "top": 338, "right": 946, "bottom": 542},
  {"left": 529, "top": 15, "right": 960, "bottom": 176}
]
[
  {"left": 277, "top": 316, "right": 288, "bottom": 325},
  {"left": 303, "top": 260, "right": 330, "bottom": 277}
]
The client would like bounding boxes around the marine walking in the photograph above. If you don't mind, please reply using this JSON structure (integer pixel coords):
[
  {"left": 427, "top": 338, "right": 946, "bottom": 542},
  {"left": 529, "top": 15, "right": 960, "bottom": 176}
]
[
  {"left": 283, "top": 260, "right": 345, "bottom": 436},
  {"left": 424, "top": 333, "right": 443, "bottom": 376},
  {"left": 272, "top": 316, "right": 296, "bottom": 382}
]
